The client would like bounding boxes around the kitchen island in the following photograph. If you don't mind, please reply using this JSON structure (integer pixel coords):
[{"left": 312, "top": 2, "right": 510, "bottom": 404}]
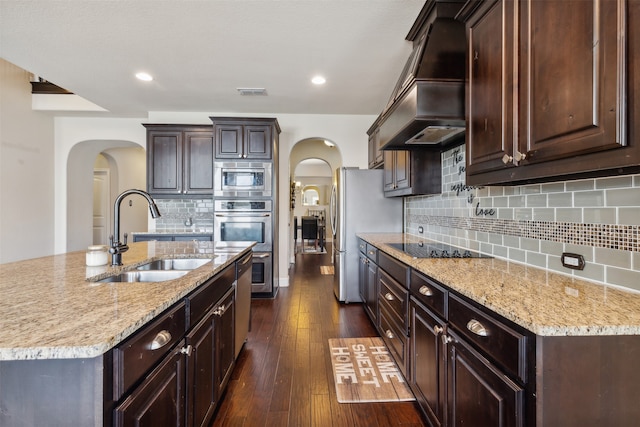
[
  {"left": 0, "top": 240, "right": 253, "bottom": 426},
  {"left": 358, "top": 232, "right": 640, "bottom": 427}
]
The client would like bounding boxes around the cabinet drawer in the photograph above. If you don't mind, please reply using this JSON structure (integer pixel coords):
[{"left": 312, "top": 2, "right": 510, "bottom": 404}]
[
  {"left": 358, "top": 239, "right": 367, "bottom": 254},
  {"left": 448, "top": 294, "right": 528, "bottom": 383},
  {"left": 378, "top": 251, "right": 408, "bottom": 288},
  {"left": 187, "top": 264, "right": 235, "bottom": 328},
  {"left": 379, "top": 269, "right": 407, "bottom": 331},
  {"left": 365, "top": 243, "right": 378, "bottom": 262},
  {"left": 410, "top": 271, "right": 447, "bottom": 319},
  {"left": 379, "top": 304, "right": 407, "bottom": 376},
  {"left": 113, "top": 302, "right": 186, "bottom": 400}
]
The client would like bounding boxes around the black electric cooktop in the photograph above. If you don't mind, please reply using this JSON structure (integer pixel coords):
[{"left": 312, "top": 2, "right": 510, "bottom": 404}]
[{"left": 386, "top": 242, "right": 491, "bottom": 259}]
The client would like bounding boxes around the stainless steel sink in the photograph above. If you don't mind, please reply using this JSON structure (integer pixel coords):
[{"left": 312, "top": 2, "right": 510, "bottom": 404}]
[
  {"left": 96, "top": 270, "right": 189, "bottom": 283},
  {"left": 136, "top": 257, "right": 215, "bottom": 271}
]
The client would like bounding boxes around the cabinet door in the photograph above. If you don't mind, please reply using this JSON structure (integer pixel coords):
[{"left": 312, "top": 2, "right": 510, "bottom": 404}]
[
  {"left": 214, "top": 125, "right": 244, "bottom": 159},
  {"left": 186, "top": 310, "right": 216, "bottom": 427},
  {"left": 183, "top": 131, "right": 214, "bottom": 194},
  {"left": 383, "top": 150, "right": 396, "bottom": 192},
  {"left": 244, "top": 125, "right": 272, "bottom": 159},
  {"left": 383, "top": 150, "right": 410, "bottom": 193},
  {"left": 365, "top": 258, "right": 378, "bottom": 325},
  {"left": 519, "top": 0, "right": 625, "bottom": 164},
  {"left": 115, "top": 347, "right": 186, "bottom": 427},
  {"left": 410, "top": 299, "right": 446, "bottom": 427},
  {"left": 147, "top": 130, "right": 183, "bottom": 194},
  {"left": 368, "top": 128, "right": 383, "bottom": 169},
  {"left": 466, "top": 0, "right": 516, "bottom": 177},
  {"left": 394, "top": 150, "right": 410, "bottom": 191},
  {"left": 214, "top": 290, "right": 235, "bottom": 397},
  {"left": 447, "top": 330, "right": 524, "bottom": 427},
  {"left": 358, "top": 252, "right": 368, "bottom": 307}
]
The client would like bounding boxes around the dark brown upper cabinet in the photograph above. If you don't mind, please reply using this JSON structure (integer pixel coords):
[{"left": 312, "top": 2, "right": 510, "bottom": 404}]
[
  {"left": 211, "top": 117, "right": 280, "bottom": 160},
  {"left": 459, "top": 0, "right": 640, "bottom": 185},
  {"left": 384, "top": 149, "right": 442, "bottom": 197},
  {"left": 144, "top": 124, "right": 214, "bottom": 197}
]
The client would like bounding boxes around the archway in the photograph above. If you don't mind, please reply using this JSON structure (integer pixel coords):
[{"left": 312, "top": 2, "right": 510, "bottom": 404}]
[
  {"left": 288, "top": 138, "right": 343, "bottom": 264},
  {"left": 67, "top": 140, "right": 145, "bottom": 252}
]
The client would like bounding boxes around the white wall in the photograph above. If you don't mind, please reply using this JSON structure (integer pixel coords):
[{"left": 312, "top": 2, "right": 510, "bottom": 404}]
[{"left": 0, "top": 59, "right": 55, "bottom": 263}]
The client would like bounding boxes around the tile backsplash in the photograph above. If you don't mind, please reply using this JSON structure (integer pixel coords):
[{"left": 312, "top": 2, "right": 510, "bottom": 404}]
[
  {"left": 405, "top": 145, "right": 640, "bottom": 292},
  {"left": 150, "top": 199, "right": 214, "bottom": 233}
]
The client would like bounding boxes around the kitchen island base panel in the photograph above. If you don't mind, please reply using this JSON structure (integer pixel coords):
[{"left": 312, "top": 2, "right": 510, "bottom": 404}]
[
  {"left": 536, "top": 335, "right": 640, "bottom": 427},
  {"left": 0, "top": 356, "right": 104, "bottom": 427}
]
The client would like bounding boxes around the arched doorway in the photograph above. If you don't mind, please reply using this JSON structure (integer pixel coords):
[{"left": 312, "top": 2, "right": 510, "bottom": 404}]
[
  {"left": 67, "top": 140, "right": 146, "bottom": 252},
  {"left": 288, "top": 138, "right": 342, "bottom": 264}
]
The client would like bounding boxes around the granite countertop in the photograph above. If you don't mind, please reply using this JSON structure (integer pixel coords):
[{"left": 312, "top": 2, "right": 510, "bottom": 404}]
[
  {"left": 358, "top": 233, "right": 640, "bottom": 337},
  {"left": 0, "top": 241, "right": 253, "bottom": 361}
]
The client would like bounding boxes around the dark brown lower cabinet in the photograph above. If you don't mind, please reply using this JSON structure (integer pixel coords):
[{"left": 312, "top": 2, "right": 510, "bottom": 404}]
[
  {"left": 186, "top": 311, "right": 216, "bottom": 427},
  {"left": 447, "top": 329, "right": 524, "bottom": 427},
  {"left": 186, "top": 287, "right": 235, "bottom": 427},
  {"left": 410, "top": 298, "right": 446, "bottom": 427},
  {"left": 214, "top": 289, "right": 235, "bottom": 399},
  {"left": 114, "top": 344, "right": 187, "bottom": 427},
  {"left": 407, "top": 271, "right": 532, "bottom": 427}
]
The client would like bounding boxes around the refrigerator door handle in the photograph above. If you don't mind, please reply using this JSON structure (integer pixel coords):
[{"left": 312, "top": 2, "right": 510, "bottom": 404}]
[{"left": 329, "top": 184, "right": 337, "bottom": 238}]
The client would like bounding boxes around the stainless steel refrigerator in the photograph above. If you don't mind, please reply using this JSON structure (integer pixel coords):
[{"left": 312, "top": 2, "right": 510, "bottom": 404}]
[{"left": 329, "top": 167, "right": 403, "bottom": 302}]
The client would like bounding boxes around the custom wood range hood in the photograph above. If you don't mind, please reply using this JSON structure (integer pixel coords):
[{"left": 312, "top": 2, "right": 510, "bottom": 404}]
[{"left": 373, "top": 0, "right": 467, "bottom": 151}]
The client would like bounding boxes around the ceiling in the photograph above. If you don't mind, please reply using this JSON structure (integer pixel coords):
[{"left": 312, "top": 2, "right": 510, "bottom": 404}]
[{"left": 0, "top": 0, "right": 426, "bottom": 118}]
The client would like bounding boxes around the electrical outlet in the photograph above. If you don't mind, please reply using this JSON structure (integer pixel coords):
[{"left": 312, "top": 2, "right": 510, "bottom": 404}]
[{"left": 561, "top": 252, "right": 585, "bottom": 270}]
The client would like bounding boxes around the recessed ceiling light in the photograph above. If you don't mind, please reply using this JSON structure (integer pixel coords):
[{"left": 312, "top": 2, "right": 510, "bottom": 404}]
[
  {"left": 311, "top": 75, "right": 326, "bottom": 85},
  {"left": 135, "top": 72, "right": 153, "bottom": 82}
]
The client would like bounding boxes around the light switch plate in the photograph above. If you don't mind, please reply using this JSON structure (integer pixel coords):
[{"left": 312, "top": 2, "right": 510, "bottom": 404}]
[{"left": 561, "top": 252, "right": 585, "bottom": 270}]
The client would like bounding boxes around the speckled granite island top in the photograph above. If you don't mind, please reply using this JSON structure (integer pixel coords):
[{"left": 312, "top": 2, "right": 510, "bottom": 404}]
[
  {"left": 358, "top": 233, "right": 640, "bottom": 337},
  {"left": 0, "top": 241, "right": 253, "bottom": 361}
]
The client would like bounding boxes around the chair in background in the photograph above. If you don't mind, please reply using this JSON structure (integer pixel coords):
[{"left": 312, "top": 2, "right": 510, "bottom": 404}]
[{"left": 301, "top": 216, "right": 318, "bottom": 252}]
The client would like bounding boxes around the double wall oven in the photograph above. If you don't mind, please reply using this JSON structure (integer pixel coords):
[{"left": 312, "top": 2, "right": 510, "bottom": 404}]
[{"left": 213, "top": 198, "right": 274, "bottom": 295}]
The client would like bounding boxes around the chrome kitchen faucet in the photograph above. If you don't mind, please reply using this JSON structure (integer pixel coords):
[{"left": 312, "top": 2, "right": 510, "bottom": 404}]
[{"left": 109, "top": 189, "right": 161, "bottom": 265}]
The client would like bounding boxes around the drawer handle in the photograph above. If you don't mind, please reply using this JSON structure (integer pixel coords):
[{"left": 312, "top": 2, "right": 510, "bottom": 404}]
[
  {"left": 419, "top": 285, "right": 433, "bottom": 297},
  {"left": 385, "top": 330, "right": 395, "bottom": 339},
  {"left": 368, "top": 250, "right": 376, "bottom": 256},
  {"left": 384, "top": 292, "right": 395, "bottom": 301},
  {"left": 214, "top": 304, "right": 227, "bottom": 316},
  {"left": 149, "top": 330, "right": 172, "bottom": 350},
  {"left": 433, "top": 325, "right": 444, "bottom": 335},
  {"left": 466, "top": 319, "right": 489, "bottom": 337}
]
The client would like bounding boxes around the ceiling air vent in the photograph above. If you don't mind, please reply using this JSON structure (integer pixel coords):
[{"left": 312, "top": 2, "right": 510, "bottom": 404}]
[{"left": 237, "top": 88, "right": 268, "bottom": 96}]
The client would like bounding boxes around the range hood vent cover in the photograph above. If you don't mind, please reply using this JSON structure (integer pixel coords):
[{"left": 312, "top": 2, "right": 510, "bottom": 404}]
[{"left": 373, "top": 0, "right": 467, "bottom": 150}]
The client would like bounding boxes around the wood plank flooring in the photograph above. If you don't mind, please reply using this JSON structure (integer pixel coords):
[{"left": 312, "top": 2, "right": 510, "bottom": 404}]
[{"left": 212, "top": 246, "right": 426, "bottom": 427}]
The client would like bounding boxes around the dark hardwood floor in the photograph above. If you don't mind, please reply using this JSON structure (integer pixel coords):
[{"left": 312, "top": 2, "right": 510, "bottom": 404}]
[{"left": 212, "top": 245, "right": 426, "bottom": 427}]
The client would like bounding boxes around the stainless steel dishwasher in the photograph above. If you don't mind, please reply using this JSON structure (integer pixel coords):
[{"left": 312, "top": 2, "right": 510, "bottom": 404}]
[{"left": 235, "top": 251, "right": 252, "bottom": 358}]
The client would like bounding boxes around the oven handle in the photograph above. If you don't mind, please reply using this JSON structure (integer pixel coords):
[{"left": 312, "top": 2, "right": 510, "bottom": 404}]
[
  {"left": 215, "top": 213, "right": 271, "bottom": 217},
  {"left": 253, "top": 253, "right": 270, "bottom": 259}
]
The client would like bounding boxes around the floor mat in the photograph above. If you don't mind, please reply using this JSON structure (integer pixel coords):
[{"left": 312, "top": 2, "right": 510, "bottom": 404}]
[
  {"left": 320, "top": 265, "right": 334, "bottom": 275},
  {"left": 328, "top": 337, "right": 415, "bottom": 403}
]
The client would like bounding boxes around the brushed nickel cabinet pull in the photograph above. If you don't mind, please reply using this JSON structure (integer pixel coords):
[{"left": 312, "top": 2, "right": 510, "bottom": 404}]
[
  {"left": 214, "top": 304, "right": 226, "bottom": 316},
  {"left": 419, "top": 285, "right": 433, "bottom": 296},
  {"left": 467, "top": 319, "right": 489, "bottom": 337},
  {"left": 149, "top": 330, "right": 172, "bottom": 350},
  {"left": 385, "top": 330, "right": 394, "bottom": 339},
  {"left": 384, "top": 292, "right": 394, "bottom": 301},
  {"left": 433, "top": 325, "right": 444, "bottom": 334}
]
